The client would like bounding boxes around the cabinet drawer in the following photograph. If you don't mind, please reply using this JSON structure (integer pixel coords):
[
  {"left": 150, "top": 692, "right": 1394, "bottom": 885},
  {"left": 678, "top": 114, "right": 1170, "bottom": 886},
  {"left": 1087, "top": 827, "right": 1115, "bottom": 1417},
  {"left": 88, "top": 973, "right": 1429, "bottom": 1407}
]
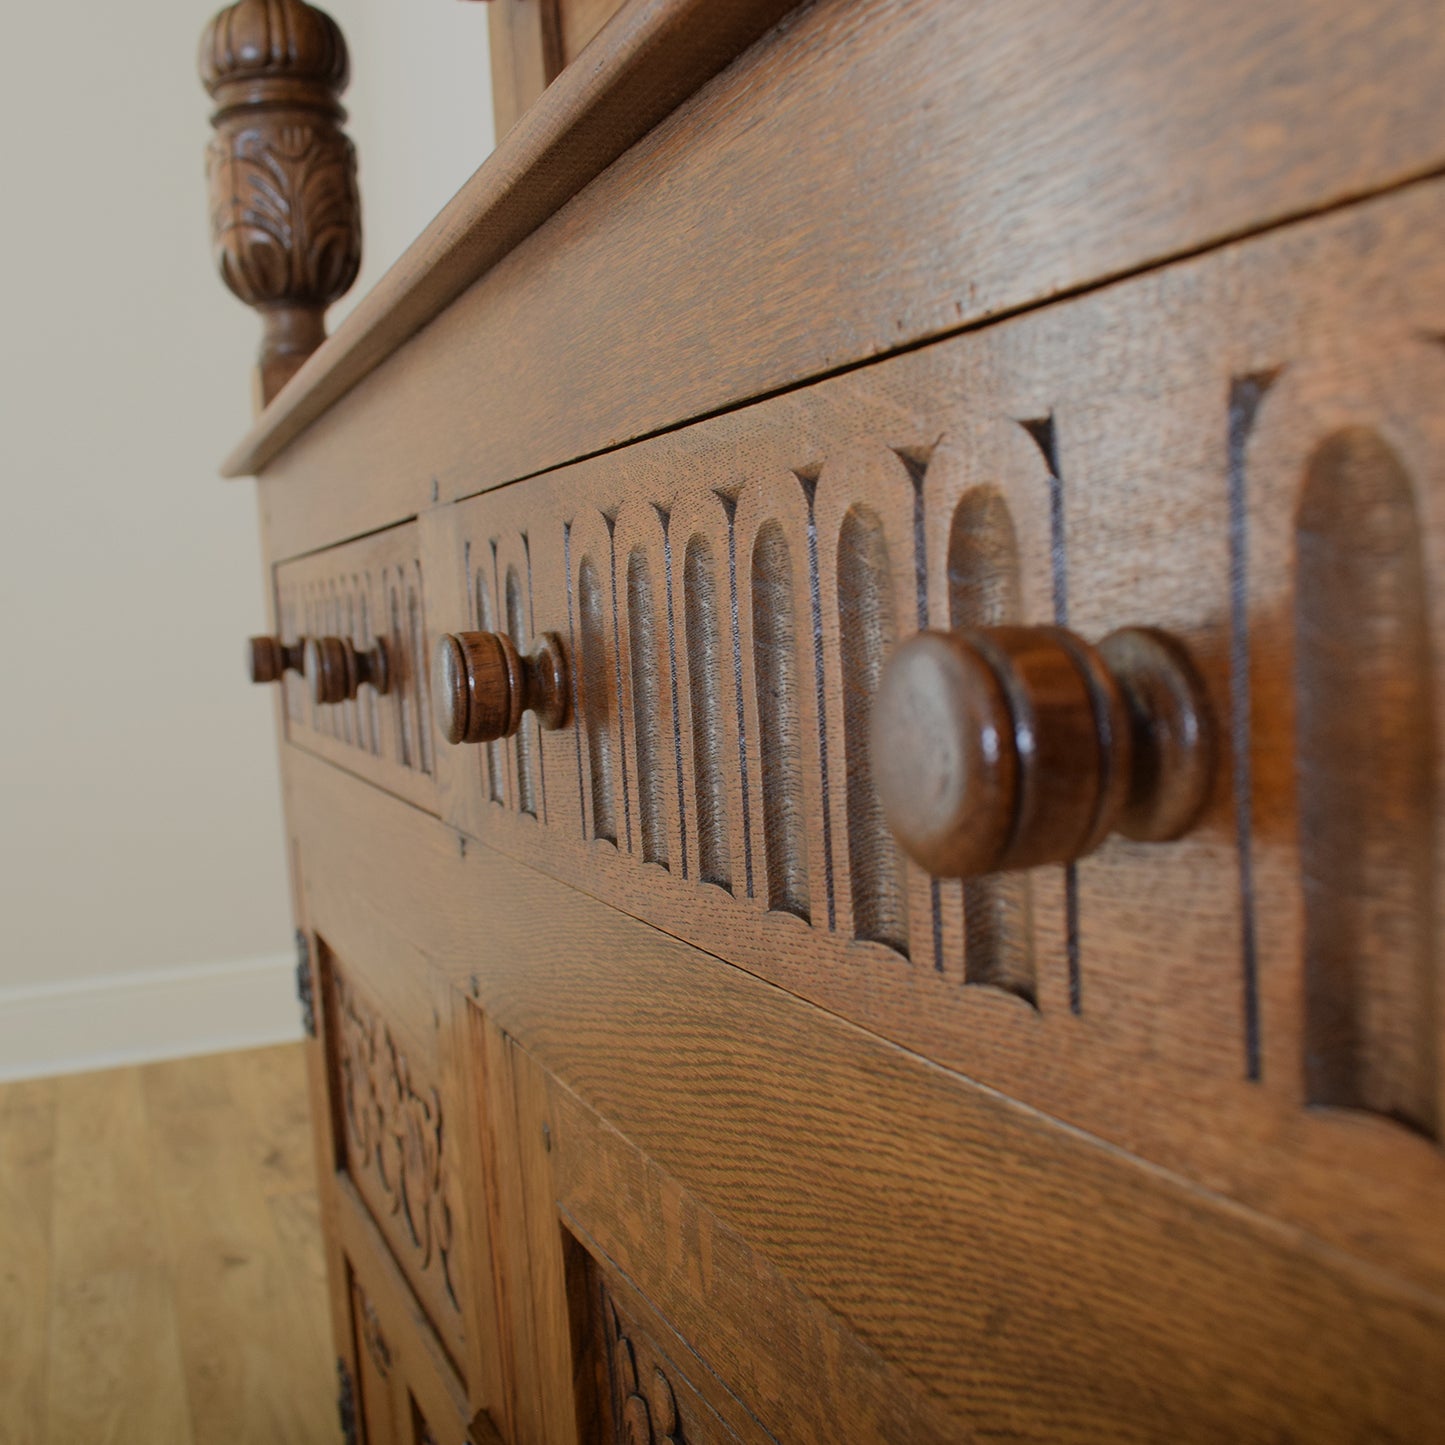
[
  {"left": 276, "top": 522, "right": 438, "bottom": 812},
  {"left": 426, "top": 177, "right": 1445, "bottom": 1291}
]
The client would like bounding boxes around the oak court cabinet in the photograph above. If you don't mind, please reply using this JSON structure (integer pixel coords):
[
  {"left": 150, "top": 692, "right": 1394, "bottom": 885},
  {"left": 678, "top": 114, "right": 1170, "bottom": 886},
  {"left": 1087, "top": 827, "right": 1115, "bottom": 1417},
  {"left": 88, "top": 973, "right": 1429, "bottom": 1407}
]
[{"left": 202, "top": 0, "right": 1445, "bottom": 1438}]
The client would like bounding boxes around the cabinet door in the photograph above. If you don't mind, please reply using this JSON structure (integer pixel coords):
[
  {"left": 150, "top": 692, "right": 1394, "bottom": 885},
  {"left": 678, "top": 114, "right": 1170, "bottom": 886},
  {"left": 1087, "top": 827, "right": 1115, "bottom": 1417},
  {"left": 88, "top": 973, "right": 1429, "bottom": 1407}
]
[
  {"left": 304, "top": 931, "right": 508, "bottom": 1438},
  {"left": 342, "top": 1227, "right": 492, "bottom": 1445}
]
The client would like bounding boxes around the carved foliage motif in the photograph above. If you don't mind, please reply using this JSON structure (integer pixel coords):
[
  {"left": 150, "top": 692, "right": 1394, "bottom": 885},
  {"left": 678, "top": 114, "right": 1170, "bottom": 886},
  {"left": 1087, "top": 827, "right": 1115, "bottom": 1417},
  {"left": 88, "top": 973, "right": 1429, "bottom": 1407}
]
[
  {"left": 199, "top": 0, "right": 360, "bottom": 396},
  {"left": 207, "top": 121, "right": 360, "bottom": 308},
  {"left": 334, "top": 972, "right": 460, "bottom": 1313},
  {"left": 603, "top": 1286, "right": 685, "bottom": 1445}
]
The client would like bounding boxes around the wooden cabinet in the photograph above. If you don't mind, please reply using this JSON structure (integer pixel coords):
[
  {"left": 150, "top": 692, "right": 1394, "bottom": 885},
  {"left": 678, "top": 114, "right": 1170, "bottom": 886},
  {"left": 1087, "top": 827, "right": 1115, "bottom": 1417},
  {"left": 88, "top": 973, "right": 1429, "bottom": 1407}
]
[{"left": 205, "top": 0, "right": 1445, "bottom": 1439}]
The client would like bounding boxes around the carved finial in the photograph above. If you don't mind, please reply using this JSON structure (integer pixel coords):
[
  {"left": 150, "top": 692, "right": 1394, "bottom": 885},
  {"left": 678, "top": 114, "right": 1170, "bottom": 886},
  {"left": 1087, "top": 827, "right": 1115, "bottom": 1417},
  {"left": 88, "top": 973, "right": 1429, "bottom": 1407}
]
[{"left": 200, "top": 0, "right": 361, "bottom": 407}]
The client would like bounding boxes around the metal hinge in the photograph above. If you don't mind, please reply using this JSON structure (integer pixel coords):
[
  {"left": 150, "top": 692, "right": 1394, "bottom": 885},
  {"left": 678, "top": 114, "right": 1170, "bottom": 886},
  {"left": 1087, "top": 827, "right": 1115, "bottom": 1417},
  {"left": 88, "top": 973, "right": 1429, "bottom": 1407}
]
[
  {"left": 336, "top": 1358, "right": 358, "bottom": 1445},
  {"left": 296, "top": 929, "right": 317, "bottom": 1039}
]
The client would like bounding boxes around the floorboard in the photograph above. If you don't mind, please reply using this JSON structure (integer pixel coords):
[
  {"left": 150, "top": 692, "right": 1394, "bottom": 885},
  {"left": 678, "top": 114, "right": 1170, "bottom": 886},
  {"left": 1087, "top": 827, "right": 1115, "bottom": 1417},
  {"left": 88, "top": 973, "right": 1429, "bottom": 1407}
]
[{"left": 0, "top": 1044, "right": 333, "bottom": 1445}]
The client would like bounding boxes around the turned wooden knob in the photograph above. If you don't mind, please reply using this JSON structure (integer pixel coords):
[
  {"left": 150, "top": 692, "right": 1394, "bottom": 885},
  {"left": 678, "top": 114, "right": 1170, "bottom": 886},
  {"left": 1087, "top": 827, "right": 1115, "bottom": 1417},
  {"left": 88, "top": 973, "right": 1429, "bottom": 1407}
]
[
  {"left": 871, "top": 625, "right": 1215, "bottom": 877},
  {"left": 303, "top": 635, "right": 393, "bottom": 704},
  {"left": 433, "top": 632, "right": 570, "bottom": 745},
  {"left": 248, "top": 635, "right": 305, "bottom": 684}
]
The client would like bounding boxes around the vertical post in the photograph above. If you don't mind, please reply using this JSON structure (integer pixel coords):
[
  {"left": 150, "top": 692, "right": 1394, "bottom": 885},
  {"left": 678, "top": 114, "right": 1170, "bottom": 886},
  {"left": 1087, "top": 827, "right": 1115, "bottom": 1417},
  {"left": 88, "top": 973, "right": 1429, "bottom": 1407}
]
[{"left": 200, "top": 0, "right": 362, "bottom": 407}]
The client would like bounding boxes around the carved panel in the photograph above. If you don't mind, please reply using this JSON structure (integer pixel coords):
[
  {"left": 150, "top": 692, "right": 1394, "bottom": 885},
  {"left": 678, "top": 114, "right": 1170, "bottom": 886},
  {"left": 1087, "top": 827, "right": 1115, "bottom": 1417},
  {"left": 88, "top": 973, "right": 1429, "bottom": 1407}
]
[
  {"left": 330, "top": 964, "right": 465, "bottom": 1366},
  {"left": 276, "top": 522, "right": 436, "bottom": 812},
  {"left": 576, "top": 1254, "right": 748, "bottom": 1445},
  {"left": 433, "top": 185, "right": 1445, "bottom": 1294}
]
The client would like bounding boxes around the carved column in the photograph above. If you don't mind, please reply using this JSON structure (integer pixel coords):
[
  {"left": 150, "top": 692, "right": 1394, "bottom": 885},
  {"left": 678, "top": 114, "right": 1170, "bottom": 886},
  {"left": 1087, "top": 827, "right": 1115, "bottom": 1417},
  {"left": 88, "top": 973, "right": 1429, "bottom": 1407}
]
[{"left": 200, "top": 0, "right": 362, "bottom": 406}]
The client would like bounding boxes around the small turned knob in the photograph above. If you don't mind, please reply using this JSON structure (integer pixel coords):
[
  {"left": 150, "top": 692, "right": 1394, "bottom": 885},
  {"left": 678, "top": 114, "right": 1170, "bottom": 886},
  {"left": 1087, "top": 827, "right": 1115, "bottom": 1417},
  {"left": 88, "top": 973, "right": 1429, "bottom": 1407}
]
[
  {"left": 871, "top": 625, "right": 1215, "bottom": 878},
  {"left": 248, "top": 635, "right": 305, "bottom": 684},
  {"left": 433, "top": 632, "right": 570, "bottom": 745},
  {"left": 303, "top": 635, "right": 393, "bottom": 704}
]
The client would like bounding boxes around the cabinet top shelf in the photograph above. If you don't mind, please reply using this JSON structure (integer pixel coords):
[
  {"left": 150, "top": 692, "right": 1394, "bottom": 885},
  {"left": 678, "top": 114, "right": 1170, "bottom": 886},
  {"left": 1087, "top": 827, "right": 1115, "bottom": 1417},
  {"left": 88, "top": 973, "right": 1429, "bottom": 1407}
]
[{"left": 219, "top": 0, "right": 799, "bottom": 479}]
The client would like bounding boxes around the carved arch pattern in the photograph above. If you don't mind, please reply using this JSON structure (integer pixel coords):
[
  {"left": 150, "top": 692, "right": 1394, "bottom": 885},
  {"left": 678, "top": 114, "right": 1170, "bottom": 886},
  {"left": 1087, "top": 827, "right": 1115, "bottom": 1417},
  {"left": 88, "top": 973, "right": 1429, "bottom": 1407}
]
[
  {"left": 274, "top": 531, "right": 436, "bottom": 813},
  {"left": 449, "top": 316, "right": 1445, "bottom": 1195}
]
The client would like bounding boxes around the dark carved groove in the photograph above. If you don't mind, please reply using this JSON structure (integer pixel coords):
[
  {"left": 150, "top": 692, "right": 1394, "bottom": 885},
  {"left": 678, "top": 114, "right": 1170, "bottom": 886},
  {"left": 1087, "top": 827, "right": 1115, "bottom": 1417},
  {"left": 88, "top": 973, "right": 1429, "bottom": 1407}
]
[
  {"left": 409, "top": 566, "right": 432, "bottom": 777},
  {"left": 658, "top": 508, "right": 691, "bottom": 879},
  {"left": 579, "top": 556, "right": 618, "bottom": 844},
  {"left": 1228, "top": 371, "right": 1279, "bottom": 1076},
  {"left": 948, "top": 487, "right": 1037, "bottom": 1005},
  {"left": 388, "top": 580, "right": 411, "bottom": 770},
  {"left": 473, "top": 552, "right": 506, "bottom": 804},
  {"left": 838, "top": 505, "right": 909, "bottom": 957},
  {"left": 717, "top": 493, "right": 756, "bottom": 897},
  {"left": 565, "top": 523, "right": 589, "bottom": 830},
  {"left": 507, "top": 566, "right": 539, "bottom": 816},
  {"left": 605, "top": 515, "right": 635, "bottom": 852},
  {"left": 359, "top": 587, "right": 381, "bottom": 756},
  {"left": 628, "top": 550, "right": 670, "bottom": 867},
  {"left": 798, "top": 472, "right": 838, "bottom": 929},
  {"left": 684, "top": 538, "right": 733, "bottom": 891},
  {"left": 752, "top": 522, "right": 810, "bottom": 920},
  {"left": 1297, "top": 427, "right": 1438, "bottom": 1138},
  {"left": 523, "top": 533, "right": 548, "bottom": 821}
]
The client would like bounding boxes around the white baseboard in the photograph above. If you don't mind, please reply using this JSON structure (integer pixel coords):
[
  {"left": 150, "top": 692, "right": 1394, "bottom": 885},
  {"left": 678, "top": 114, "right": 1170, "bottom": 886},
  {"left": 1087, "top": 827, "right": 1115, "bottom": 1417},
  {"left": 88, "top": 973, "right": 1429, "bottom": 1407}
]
[{"left": 0, "top": 952, "right": 304, "bottom": 1082}]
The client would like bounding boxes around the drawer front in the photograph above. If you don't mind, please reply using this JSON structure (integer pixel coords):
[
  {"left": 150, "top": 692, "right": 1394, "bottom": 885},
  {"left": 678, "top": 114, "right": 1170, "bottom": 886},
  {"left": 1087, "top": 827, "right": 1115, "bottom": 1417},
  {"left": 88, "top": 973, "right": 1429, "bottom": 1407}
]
[
  {"left": 428, "top": 178, "right": 1445, "bottom": 1291},
  {"left": 276, "top": 522, "right": 438, "bottom": 812}
]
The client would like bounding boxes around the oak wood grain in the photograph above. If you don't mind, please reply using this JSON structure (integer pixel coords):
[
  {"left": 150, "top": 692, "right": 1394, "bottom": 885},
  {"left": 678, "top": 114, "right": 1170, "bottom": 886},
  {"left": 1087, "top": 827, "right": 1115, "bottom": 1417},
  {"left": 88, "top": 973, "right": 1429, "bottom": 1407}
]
[
  {"left": 224, "top": 3, "right": 1445, "bottom": 1434},
  {"left": 275, "top": 521, "right": 438, "bottom": 813},
  {"left": 0, "top": 1051, "right": 332, "bottom": 1445},
  {"left": 43, "top": 1069, "right": 194, "bottom": 1445},
  {"left": 336, "top": 1177, "right": 478, "bottom": 1445},
  {"left": 402, "top": 177, "right": 1445, "bottom": 1298},
  {"left": 283, "top": 743, "right": 1445, "bottom": 1442},
  {"left": 142, "top": 1050, "right": 337, "bottom": 1445},
  {"left": 488, "top": 0, "right": 564, "bottom": 140},
  {"left": 245, "top": 0, "right": 1445, "bottom": 540},
  {"left": 227, "top": 0, "right": 802, "bottom": 476},
  {"left": 0, "top": 1078, "right": 55, "bottom": 1445}
]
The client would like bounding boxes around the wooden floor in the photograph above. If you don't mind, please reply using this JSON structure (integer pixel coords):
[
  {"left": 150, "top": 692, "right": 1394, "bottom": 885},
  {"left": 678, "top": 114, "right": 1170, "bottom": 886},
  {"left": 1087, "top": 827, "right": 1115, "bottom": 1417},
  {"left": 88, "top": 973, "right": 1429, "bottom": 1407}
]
[{"left": 0, "top": 1043, "right": 336, "bottom": 1445}]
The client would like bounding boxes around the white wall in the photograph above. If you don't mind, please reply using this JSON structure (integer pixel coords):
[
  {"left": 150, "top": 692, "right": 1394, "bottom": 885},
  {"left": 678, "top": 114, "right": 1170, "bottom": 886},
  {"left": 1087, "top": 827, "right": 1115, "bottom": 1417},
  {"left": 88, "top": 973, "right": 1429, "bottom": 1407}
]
[{"left": 0, "top": 0, "right": 492, "bottom": 1080}]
